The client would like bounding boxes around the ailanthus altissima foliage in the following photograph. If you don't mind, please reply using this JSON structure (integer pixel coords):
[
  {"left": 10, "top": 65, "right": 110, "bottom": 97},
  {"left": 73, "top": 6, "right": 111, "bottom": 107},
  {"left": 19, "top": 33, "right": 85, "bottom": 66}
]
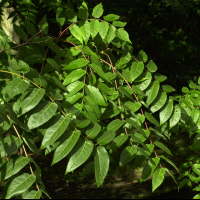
[{"left": 1, "top": 0, "right": 200, "bottom": 199}]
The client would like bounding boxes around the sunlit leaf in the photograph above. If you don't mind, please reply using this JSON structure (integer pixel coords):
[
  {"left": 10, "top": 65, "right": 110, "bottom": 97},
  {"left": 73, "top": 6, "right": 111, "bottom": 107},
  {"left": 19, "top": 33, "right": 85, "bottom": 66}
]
[{"left": 152, "top": 168, "right": 165, "bottom": 192}]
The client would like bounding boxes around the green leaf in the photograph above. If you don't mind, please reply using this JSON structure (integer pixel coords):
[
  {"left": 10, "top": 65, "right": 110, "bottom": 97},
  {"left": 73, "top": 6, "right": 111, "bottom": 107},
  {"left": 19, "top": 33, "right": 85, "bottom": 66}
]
[
  {"left": 126, "top": 119, "right": 147, "bottom": 138},
  {"left": 159, "top": 99, "right": 173, "bottom": 125},
  {"left": 9, "top": 58, "right": 30, "bottom": 74},
  {"left": 95, "top": 146, "right": 109, "bottom": 187},
  {"left": 85, "top": 85, "right": 107, "bottom": 106},
  {"left": 92, "top": 3, "right": 104, "bottom": 18},
  {"left": 69, "top": 24, "right": 83, "bottom": 44},
  {"left": 0, "top": 136, "right": 23, "bottom": 157},
  {"left": 118, "top": 86, "right": 133, "bottom": 99},
  {"left": 84, "top": 96, "right": 101, "bottom": 119},
  {"left": 96, "top": 131, "right": 116, "bottom": 145},
  {"left": 83, "top": 105, "right": 98, "bottom": 123},
  {"left": 78, "top": 1, "right": 88, "bottom": 20},
  {"left": 66, "top": 4, "right": 77, "bottom": 23},
  {"left": 99, "top": 22, "right": 109, "bottom": 40},
  {"left": 66, "top": 81, "right": 84, "bottom": 97},
  {"left": 0, "top": 104, "right": 10, "bottom": 125},
  {"left": 64, "top": 93, "right": 83, "bottom": 105},
  {"left": 138, "top": 50, "right": 148, "bottom": 63},
  {"left": 164, "top": 168, "right": 178, "bottom": 188},
  {"left": 112, "top": 21, "right": 127, "bottom": 27},
  {"left": 119, "top": 146, "right": 137, "bottom": 166},
  {"left": 63, "top": 69, "right": 86, "bottom": 86},
  {"left": 89, "top": 63, "right": 111, "bottom": 83},
  {"left": 107, "top": 26, "right": 117, "bottom": 44},
  {"left": 22, "top": 134, "right": 41, "bottom": 155},
  {"left": 0, "top": 156, "right": 30, "bottom": 182},
  {"left": 169, "top": 105, "right": 181, "bottom": 129},
  {"left": 90, "top": 19, "right": 100, "bottom": 39},
  {"left": 160, "top": 155, "right": 180, "bottom": 173},
  {"left": 52, "top": 130, "right": 81, "bottom": 165},
  {"left": 154, "top": 141, "right": 172, "bottom": 156},
  {"left": 46, "top": 58, "right": 60, "bottom": 71},
  {"left": 23, "top": 190, "right": 42, "bottom": 199},
  {"left": 56, "top": 7, "right": 66, "bottom": 29},
  {"left": 193, "top": 185, "right": 200, "bottom": 192},
  {"left": 79, "top": 20, "right": 90, "bottom": 45},
  {"left": 134, "top": 72, "right": 152, "bottom": 91},
  {"left": 5, "top": 173, "right": 36, "bottom": 199},
  {"left": 24, "top": 18, "right": 37, "bottom": 37},
  {"left": 152, "top": 168, "right": 165, "bottom": 192},
  {"left": 145, "top": 111, "right": 160, "bottom": 126},
  {"left": 131, "top": 135, "right": 149, "bottom": 151},
  {"left": 104, "top": 14, "right": 120, "bottom": 21},
  {"left": 130, "top": 61, "right": 144, "bottom": 82},
  {"left": 117, "top": 52, "right": 131, "bottom": 68},
  {"left": 123, "top": 101, "right": 141, "bottom": 113},
  {"left": 193, "top": 194, "right": 200, "bottom": 199},
  {"left": 82, "top": 161, "right": 94, "bottom": 176},
  {"left": 85, "top": 123, "right": 101, "bottom": 139},
  {"left": 107, "top": 119, "right": 125, "bottom": 132},
  {"left": 109, "top": 134, "right": 128, "bottom": 153},
  {"left": 27, "top": 101, "right": 58, "bottom": 129},
  {"left": 2, "top": 77, "right": 30, "bottom": 99},
  {"left": 98, "top": 82, "right": 115, "bottom": 95},
  {"left": 66, "top": 140, "right": 94, "bottom": 173},
  {"left": 162, "top": 85, "right": 176, "bottom": 93},
  {"left": 38, "top": 15, "right": 48, "bottom": 34},
  {"left": 117, "top": 28, "right": 131, "bottom": 43},
  {"left": 179, "top": 179, "right": 189, "bottom": 189},
  {"left": 63, "top": 58, "right": 89, "bottom": 70},
  {"left": 147, "top": 60, "right": 158, "bottom": 72},
  {"left": 146, "top": 81, "right": 160, "bottom": 106},
  {"left": 150, "top": 92, "right": 167, "bottom": 113},
  {"left": 141, "top": 157, "right": 160, "bottom": 182},
  {"left": 154, "top": 73, "right": 167, "bottom": 82},
  {"left": 13, "top": 24, "right": 28, "bottom": 41},
  {"left": 20, "top": 88, "right": 45, "bottom": 115},
  {"left": 41, "top": 116, "right": 70, "bottom": 149}
]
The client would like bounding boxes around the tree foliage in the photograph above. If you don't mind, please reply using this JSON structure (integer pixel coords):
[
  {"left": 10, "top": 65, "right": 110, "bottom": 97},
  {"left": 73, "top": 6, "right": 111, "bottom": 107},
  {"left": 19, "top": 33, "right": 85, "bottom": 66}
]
[{"left": 0, "top": 0, "right": 200, "bottom": 199}]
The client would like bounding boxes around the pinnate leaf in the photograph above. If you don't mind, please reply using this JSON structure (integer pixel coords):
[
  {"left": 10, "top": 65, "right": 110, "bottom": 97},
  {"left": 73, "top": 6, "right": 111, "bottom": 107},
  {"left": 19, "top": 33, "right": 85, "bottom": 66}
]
[
  {"left": 63, "top": 58, "right": 89, "bottom": 70},
  {"left": 90, "top": 19, "right": 100, "bottom": 39},
  {"left": 104, "top": 14, "right": 120, "bottom": 21},
  {"left": 95, "top": 146, "right": 109, "bottom": 187},
  {"left": 92, "top": 3, "right": 104, "bottom": 18},
  {"left": 23, "top": 190, "right": 42, "bottom": 199},
  {"left": 85, "top": 123, "right": 101, "bottom": 139},
  {"left": 66, "top": 140, "right": 94, "bottom": 173},
  {"left": 38, "top": 15, "right": 48, "bottom": 34},
  {"left": 159, "top": 99, "right": 173, "bottom": 125},
  {"left": 78, "top": 1, "right": 88, "bottom": 20},
  {"left": 20, "top": 88, "right": 45, "bottom": 115},
  {"left": 69, "top": 24, "right": 83, "bottom": 44},
  {"left": 0, "top": 156, "right": 30, "bottom": 182},
  {"left": 5, "top": 173, "right": 36, "bottom": 199},
  {"left": 152, "top": 168, "right": 165, "bottom": 192},
  {"left": 146, "top": 81, "right": 160, "bottom": 106},
  {"left": 131, "top": 61, "right": 144, "bottom": 82},
  {"left": 117, "top": 28, "right": 131, "bottom": 43},
  {"left": 41, "top": 116, "right": 70, "bottom": 149},
  {"left": 99, "top": 22, "right": 109, "bottom": 40},
  {"left": 27, "top": 101, "right": 58, "bottom": 129},
  {"left": 107, "top": 26, "right": 116, "bottom": 43},
  {"left": 119, "top": 146, "right": 137, "bottom": 166},
  {"left": 2, "top": 77, "right": 30, "bottom": 99},
  {"left": 52, "top": 130, "right": 81, "bottom": 165}
]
